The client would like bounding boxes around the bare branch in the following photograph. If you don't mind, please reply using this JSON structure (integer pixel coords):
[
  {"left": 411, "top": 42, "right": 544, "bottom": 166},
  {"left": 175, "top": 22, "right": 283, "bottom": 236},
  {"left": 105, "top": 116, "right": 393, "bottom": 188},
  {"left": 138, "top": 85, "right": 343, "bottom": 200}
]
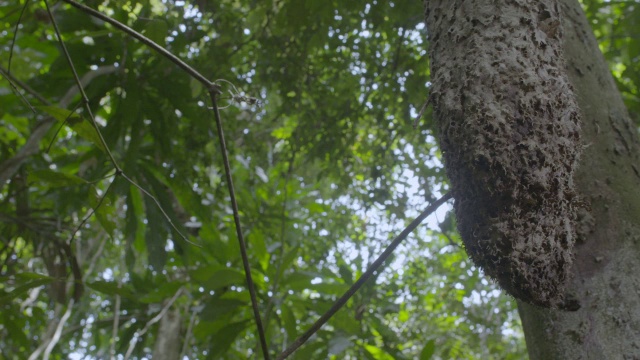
[
  {"left": 44, "top": 0, "right": 120, "bottom": 170},
  {"left": 43, "top": 299, "right": 75, "bottom": 360},
  {"left": 123, "top": 288, "right": 184, "bottom": 360},
  {"left": 209, "top": 90, "right": 271, "bottom": 360},
  {"left": 276, "top": 192, "right": 453, "bottom": 359},
  {"left": 28, "top": 303, "right": 63, "bottom": 360},
  {"left": 121, "top": 173, "right": 201, "bottom": 247},
  {"left": 68, "top": 177, "right": 116, "bottom": 245},
  {"left": 60, "top": 0, "right": 217, "bottom": 91},
  {"left": 110, "top": 291, "right": 121, "bottom": 360},
  {"left": 180, "top": 308, "right": 198, "bottom": 359},
  {"left": 7, "top": 0, "right": 29, "bottom": 75}
]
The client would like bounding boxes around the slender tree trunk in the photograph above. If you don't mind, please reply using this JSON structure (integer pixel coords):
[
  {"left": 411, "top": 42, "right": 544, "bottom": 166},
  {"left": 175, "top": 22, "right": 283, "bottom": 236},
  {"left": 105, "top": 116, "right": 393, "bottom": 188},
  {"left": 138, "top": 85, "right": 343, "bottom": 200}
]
[
  {"left": 151, "top": 309, "right": 182, "bottom": 360},
  {"left": 424, "top": 0, "right": 640, "bottom": 358},
  {"left": 519, "top": 1, "right": 640, "bottom": 358}
]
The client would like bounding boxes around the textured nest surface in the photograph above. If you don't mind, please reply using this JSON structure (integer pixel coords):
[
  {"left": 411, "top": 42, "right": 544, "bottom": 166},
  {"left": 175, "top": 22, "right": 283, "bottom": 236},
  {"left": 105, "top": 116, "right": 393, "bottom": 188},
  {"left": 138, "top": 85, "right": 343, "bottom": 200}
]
[{"left": 425, "top": 0, "right": 582, "bottom": 309}]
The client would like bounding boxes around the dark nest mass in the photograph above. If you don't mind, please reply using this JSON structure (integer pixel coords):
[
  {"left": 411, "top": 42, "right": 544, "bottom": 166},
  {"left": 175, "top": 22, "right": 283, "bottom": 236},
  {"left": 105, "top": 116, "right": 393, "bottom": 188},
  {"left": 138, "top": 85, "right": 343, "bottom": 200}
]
[{"left": 425, "top": 0, "right": 582, "bottom": 309}]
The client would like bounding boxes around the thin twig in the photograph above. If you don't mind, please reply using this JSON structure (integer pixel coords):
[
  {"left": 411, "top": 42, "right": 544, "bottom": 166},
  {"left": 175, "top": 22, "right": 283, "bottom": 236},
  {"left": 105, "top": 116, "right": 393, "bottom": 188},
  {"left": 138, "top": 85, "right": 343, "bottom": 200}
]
[
  {"left": 276, "top": 192, "right": 453, "bottom": 359},
  {"left": 44, "top": 0, "right": 121, "bottom": 171},
  {"left": 47, "top": 1, "right": 201, "bottom": 250},
  {"left": 110, "top": 290, "right": 121, "bottom": 360},
  {"left": 179, "top": 306, "right": 197, "bottom": 359},
  {"left": 45, "top": 1, "right": 202, "bottom": 252},
  {"left": 0, "top": 65, "right": 42, "bottom": 114},
  {"left": 7, "top": 0, "right": 29, "bottom": 75},
  {"left": 58, "top": 240, "right": 84, "bottom": 302},
  {"left": 83, "top": 234, "right": 107, "bottom": 281},
  {"left": 46, "top": 102, "right": 81, "bottom": 153},
  {"left": 60, "top": 0, "right": 217, "bottom": 91},
  {"left": 60, "top": 316, "right": 134, "bottom": 338},
  {"left": 124, "top": 288, "right": 184, "bottom": 360},
  {"left": 442, "top": 231, "right": 461, "bottom": 248},
  {"left": 68, "top": 177, "right": 116, "bottom": 245},
  {"left": 111, "top": 254, "right": 127, "bottom": 360},
  {"left": 413, "top": 94, "right": 432, "bottom": 129},
  {"left": 43, "top": 299, "right": 75, "bottom": 360},
  {"left": 209, "top": 89, "right": 271, "bottom": 360},
  {"left": 120, "top": 173, "right": 201, "bottom": 247},
  {"left": 28, "top": 303, "right": 64, "bottom": 360},
  {"left": 261, "top": 151, "right": 295, "bottom": 335},
  {"left": 58, "top": 65, "right": 119, "bottom": 107},
  {"left": 0, "top": 65, "right": 49, "bottom": 104},
  {"left": 58, "top": 175, "right": 117, "bottom": 303}
]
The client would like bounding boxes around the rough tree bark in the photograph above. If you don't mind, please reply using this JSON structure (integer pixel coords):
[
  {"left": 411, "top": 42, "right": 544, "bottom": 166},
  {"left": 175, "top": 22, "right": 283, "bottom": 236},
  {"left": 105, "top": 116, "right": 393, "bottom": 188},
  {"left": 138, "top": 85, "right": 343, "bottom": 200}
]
[
  {"left": 151, "top": 309, "right": 182, "bottom": 360},
  {"left": 424, "top": 0, "right": 640, "bottom": 359}
]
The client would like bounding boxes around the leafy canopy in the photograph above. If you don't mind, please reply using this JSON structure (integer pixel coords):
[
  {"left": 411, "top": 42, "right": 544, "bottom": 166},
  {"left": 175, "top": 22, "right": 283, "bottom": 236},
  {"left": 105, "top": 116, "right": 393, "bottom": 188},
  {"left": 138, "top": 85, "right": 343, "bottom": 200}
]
[{"left": 0, "top": 0, "right": 637, "bottom": 359}]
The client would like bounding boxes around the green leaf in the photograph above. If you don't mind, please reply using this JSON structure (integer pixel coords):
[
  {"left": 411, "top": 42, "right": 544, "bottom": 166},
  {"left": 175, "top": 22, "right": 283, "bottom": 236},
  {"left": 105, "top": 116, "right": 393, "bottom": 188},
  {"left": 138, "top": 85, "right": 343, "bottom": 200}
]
[
  {"left": 29, "top": 169, "right": 86, "bottom": 187},
  {"left": 86, "top": 281, "right": 134, "bottom": 299},
  {"left": 2, "top": 313, "right": 29, "bottom": 347},
  {"left": 143, "top": 20, "right": 168, "bottom": 46},
  {"left": 281, "top": 303, "right": 297, "bottom": 339},
  {"left": 190, "top": 77, "right": 203, "bottom": 98},
  {"left": 128, "top": 184, "right": 147, "bottom": 254},
  {"left": 248, "top": 229, "right": 269, "bottom": 271},
  {"left": 209, "top": 321, "right": 250, "bottom": 358},
  {"left": 201, "top": 298, "right": 247, "bottom": 321},
  {"left": 364, "top": 344, "right": 395, "bottom": 360},
  {"left": 398, "top": 309, "right": 409, "bottom": 323},
  {"left": 14, "top": 272, "right": 55, "bottom": 281},
  {"left": 271, "top": 115, "right": 298, "bottom": 140},
  {"left": 313, "top": 282, "right": 349, "bottom": 295},
  {"left": 189, "top": 264, "right": 222, "bottom": 283},
  {"left": 88, "top": 186, "right": 116, "bottom": 238},
  {"left": 275, "top": 246, "right": 299, "bottom": 281},
  {"left": 338, "top": 264, "right": 353, "bottom": 285},
  {"left": 328, "top": 335, "right": 352, "bottom": 356},
  {"left": 0, "top": 279, "right": 52, "bottom": 304},
  {"left": 293, "top": 341, "right": 325, "bottom": 359},
  {"left": 419, "top": 340, "right": 436, "bottom": 360},
  {"left": 138, "top": 281, "right": 183, "bottom": 303},
  {"left": 0, "top": 114, "right": 28, "bottom": 143},
  {"left": 282, "top": 272, "right": 313, "bottom": 291},
  {"left": 203, "top": 268, "right": 245, "bottom": 290},
  {"left": 144, "top": 194, "right": 168, "bottom": 271},
  {"left": 37, "top": 105, "right": 106, "bottom": 152}
]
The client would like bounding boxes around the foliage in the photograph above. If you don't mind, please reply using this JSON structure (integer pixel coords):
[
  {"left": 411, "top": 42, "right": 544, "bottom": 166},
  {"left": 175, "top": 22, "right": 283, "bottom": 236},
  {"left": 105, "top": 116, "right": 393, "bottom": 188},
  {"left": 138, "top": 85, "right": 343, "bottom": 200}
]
[
  {"left": 582, "top": 0, "right": 640, "bottom": 123},
  {"left": 0, "top": 0, "right": 635, "bottom": 359}
]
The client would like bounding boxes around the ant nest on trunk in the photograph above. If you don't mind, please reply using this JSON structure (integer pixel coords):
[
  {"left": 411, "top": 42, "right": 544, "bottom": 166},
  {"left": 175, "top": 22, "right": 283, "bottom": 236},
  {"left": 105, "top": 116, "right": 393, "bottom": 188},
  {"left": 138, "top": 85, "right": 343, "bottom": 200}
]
[{"left": 425, "top": 1, "right": 582, "bottom": 310}]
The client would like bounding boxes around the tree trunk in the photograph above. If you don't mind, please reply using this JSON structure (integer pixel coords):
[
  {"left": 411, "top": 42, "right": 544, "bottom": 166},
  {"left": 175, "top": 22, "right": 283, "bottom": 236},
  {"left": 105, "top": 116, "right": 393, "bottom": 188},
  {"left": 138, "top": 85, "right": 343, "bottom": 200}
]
[
  {"left": 519, "top": 1, "right": 640, "bottom": 358},
  {"left": 151, "top": 309, "right": 182, "bottom": 360},
  {"left": 424, "top": 0, "right": 640, "bottom": 358}
]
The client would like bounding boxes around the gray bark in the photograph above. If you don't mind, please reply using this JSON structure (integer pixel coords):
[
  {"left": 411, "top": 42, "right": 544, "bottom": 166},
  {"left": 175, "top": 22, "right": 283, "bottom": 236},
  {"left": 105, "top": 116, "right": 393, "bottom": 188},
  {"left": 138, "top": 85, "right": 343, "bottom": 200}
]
[
  {"left": 519, "top": 0, "right": 640, "bottom": 358},
  {"left": 151, "top": 309, "right": 182, "bottom": 360},
  {"left": 424, "top": 0, "right": 640, "bottom": 358}
]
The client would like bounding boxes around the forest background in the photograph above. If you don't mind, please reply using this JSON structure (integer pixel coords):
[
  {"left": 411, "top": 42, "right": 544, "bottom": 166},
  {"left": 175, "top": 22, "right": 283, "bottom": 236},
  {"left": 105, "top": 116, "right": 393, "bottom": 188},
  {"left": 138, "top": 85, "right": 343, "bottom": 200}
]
[{"left": 0, "top": 0, "right": 638, "bottom": 359}]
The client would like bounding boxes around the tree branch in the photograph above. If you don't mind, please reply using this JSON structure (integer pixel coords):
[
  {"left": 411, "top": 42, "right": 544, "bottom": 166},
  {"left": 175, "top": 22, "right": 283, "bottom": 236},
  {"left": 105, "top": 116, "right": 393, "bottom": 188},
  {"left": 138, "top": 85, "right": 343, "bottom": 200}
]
[
  {"left": 209, "top": 89, "right": 271, "bottom": 359},
  {"left": 276, "top": 192, "right": 453, "bottom": 359},
  {"left": 123, "top": 288, "right": 183, "bottom": 360},
  {"left": 43, "top": 299, "right": 75, "bottom": 360},
  {"left": 60, "top": 0, "right": 217, "bottom": 91}
]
